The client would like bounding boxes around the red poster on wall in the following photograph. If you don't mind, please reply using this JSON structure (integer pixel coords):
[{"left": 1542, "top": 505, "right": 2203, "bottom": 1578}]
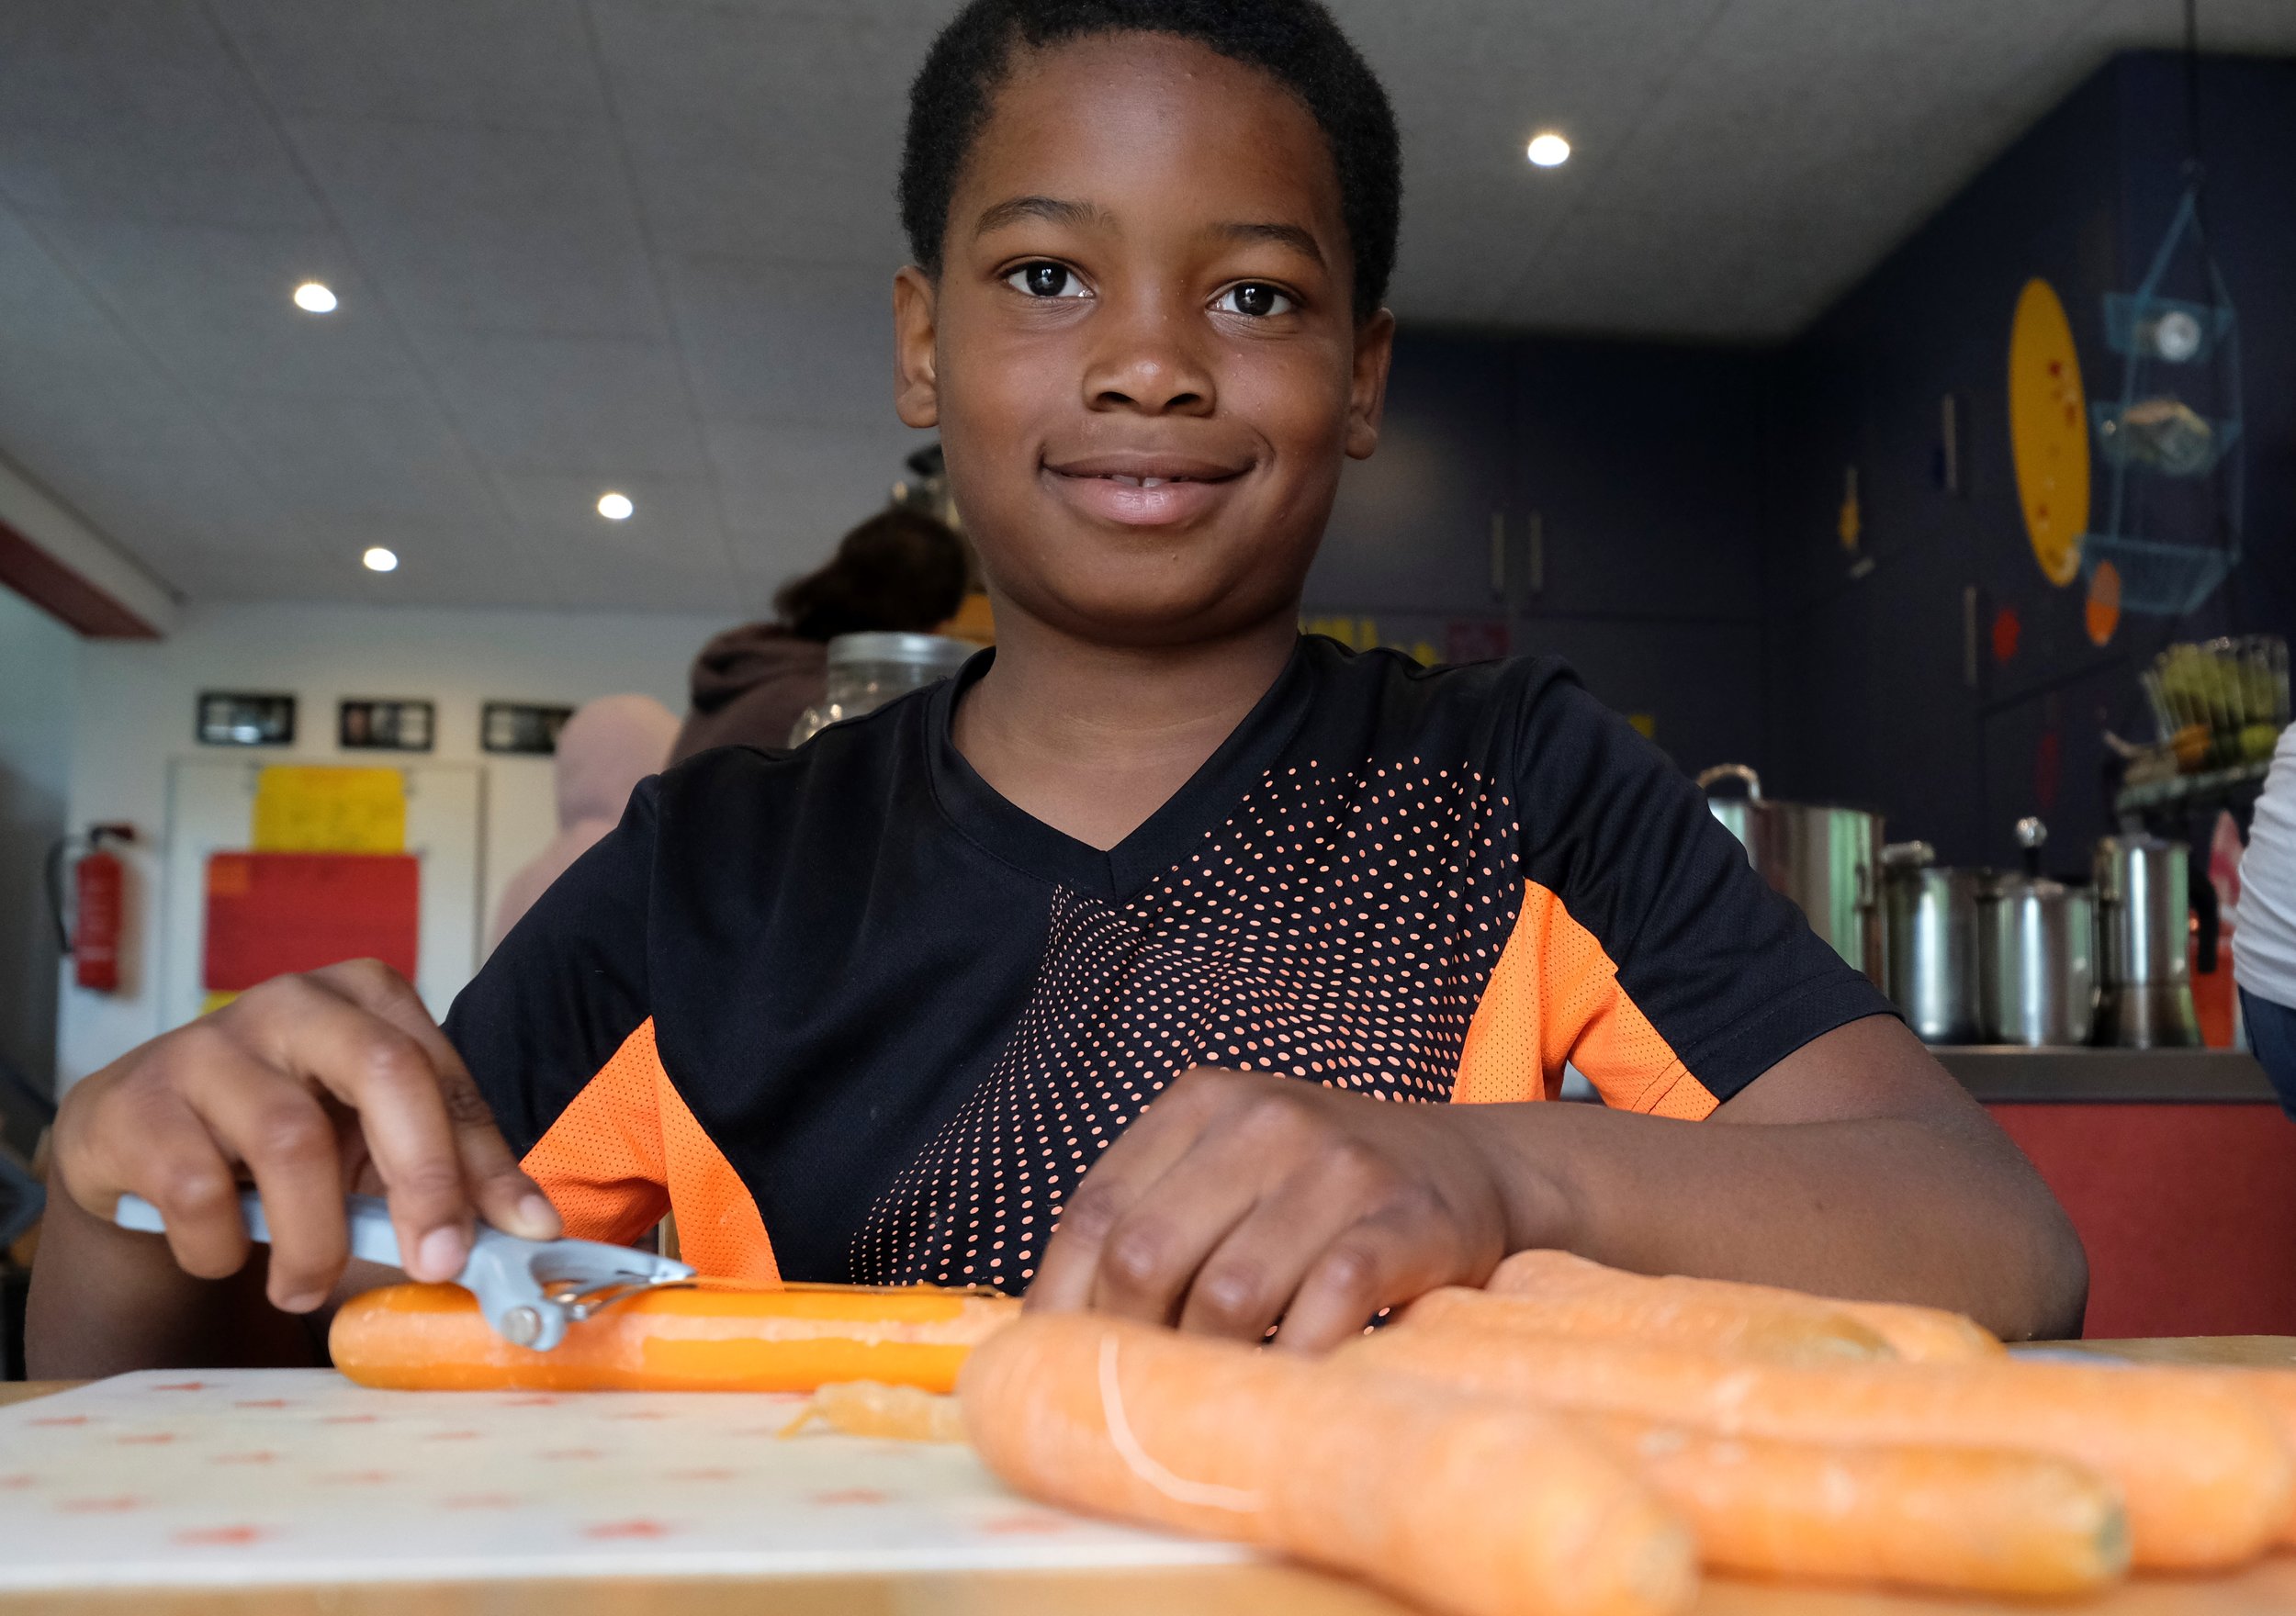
[{"left": 203, "top": 852, "right": 420, "bottom": 991}]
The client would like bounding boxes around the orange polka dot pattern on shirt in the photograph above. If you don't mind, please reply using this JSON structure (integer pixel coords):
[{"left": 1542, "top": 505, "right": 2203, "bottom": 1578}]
[{"left": 853, "top": 755, "right": 1548, "bottom": 1289}]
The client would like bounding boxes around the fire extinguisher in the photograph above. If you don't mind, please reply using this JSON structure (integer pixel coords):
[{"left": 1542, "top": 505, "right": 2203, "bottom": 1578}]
[{"left": 46, "top": 823, "right": 137, "bottom": 993}]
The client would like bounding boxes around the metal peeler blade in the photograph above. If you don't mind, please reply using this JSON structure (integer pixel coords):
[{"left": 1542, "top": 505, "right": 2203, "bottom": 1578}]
[{"left": 115, "top": 1189, "right": 694, "bottom": 1352}]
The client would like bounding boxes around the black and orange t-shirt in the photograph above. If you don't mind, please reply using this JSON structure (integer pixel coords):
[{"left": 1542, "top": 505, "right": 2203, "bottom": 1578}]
[{"left": 445, "top": 636, "right": 1891, "bottom": 1289}]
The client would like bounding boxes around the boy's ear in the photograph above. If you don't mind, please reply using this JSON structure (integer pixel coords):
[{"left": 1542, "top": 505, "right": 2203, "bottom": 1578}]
[
  {"left": 893, "top": 265, "right": 940, "bottom": 430},
  {"left": 1345, "top": 308, "right": 1396, "bottom": 461}
]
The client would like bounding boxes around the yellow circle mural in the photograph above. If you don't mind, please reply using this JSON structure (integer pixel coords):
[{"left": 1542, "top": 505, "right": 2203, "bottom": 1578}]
[{"left": 2008, "top": 278, "right": 2089, "bottom": 588}]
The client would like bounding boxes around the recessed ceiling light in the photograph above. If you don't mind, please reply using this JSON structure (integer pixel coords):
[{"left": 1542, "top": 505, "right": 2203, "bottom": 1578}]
[
  {"left": 597, "top": 491, "right": 635, "bottom": 521},
  {"left": 293, "top": 281, "right": 339, "bottom": 313},
  {"left": 362, "top": 546, "right": 398, "bottom": 573},
  {"left": 1526, "top": 132, "right": 1571, "bottom": 168}
]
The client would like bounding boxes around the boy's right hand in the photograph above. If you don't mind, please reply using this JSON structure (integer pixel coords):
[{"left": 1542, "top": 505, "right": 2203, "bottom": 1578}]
[{"left": 52, "top": 959, "right": 561, "bottom": 1314}]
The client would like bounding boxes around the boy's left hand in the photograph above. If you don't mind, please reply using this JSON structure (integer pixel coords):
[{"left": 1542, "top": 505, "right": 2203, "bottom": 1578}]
[{"left": 1024, "top": 1067, "right": 1532, "bottom": 1352}]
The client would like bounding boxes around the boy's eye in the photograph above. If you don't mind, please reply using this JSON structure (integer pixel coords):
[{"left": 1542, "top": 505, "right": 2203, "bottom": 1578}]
[
  {"left": 1213, "top": 283, "right": 1294, "bottom": 318},
  {"left": 1007, "top": 262, "right": 1088, "bottom": 299}
]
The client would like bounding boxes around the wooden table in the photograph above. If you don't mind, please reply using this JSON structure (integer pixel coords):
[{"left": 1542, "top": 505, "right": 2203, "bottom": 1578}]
[{"left": 9, "top": 1339, "right": 2296, "bottom": 1616}]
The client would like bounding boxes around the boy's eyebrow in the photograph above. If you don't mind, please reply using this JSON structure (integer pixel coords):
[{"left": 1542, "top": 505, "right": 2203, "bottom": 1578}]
[
  {"left": 974, "top": 195, "right": 1112, "bottom": 236},
  {"left": 1208, "top": 220, "right": 1324, "bottom": 266}
]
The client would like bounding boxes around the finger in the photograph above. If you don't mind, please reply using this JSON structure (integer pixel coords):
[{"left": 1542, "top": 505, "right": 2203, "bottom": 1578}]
[
  {"left": 1027, "top": 1072, "right": 1231, "bottom": 1313},
  {"left": 1084, "top": 1117, "right": 1280, "bottom": 1328},
  {"left": 76, "top": 1071, "right": 252, "bottom": 1282},
  {"left": 311, "top": 961, "right": 559, "bottom": 1241},
  {"left": 1276, "top": 1212, "right": 1455, "bottom": 1354},
  {"left": 444, "top": 1068, "right": 559, "bottom": 1240},
  {"left": 1176, "top": 1163, "right": 1386, "bottom": 1342},
  {"left": 174, "top": 1055, "right": 348, "bottom": 1310},
  {"left": 229, "top": 973, "right": 471, "bottom": 1282}
]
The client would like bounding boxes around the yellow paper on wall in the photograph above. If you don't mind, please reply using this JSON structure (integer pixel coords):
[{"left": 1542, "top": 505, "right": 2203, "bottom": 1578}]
[{"left": 253, "top": 766, "right": 407, "bottom": 853}]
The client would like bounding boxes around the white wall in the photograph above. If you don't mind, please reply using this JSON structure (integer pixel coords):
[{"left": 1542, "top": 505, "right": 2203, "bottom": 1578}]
[
  {"left": 58, "top": 600, "right": 735, "bottom": 1087},
  {"left": 0, "top": 586, "right": 79, "bottom": 1108}
]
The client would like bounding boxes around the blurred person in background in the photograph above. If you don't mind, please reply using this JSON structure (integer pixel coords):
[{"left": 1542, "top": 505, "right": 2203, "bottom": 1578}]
[
  {"left": 2236, "top": 722, "right": 2296, "bottom": 1115},
  {"left": 671, "top": 508, "right": 969, "bottom": 762},
  {"left": 488, "top": 695, "right": 679, "bottom": 948}
]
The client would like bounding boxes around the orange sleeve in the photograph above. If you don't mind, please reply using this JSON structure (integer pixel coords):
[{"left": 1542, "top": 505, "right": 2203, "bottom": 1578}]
[
  {"left": 518, "top": 1017, "right": 782, "bottom": 1282},
  {"left": 1452, "top": 881, "right": 1719, "bottom": 1119}
]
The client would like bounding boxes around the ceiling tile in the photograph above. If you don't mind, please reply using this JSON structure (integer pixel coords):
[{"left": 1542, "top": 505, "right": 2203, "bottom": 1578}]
[
  {"left": 425, "top": 332, "right": 705, "bottom": 477},
  {"left": 490, "top": 468, "right": 728, "bottom": 561},
  {"left": 0, "top": 205, "right": 149, "bottom": 371},
  {"left": 665, "top": 253, "right": 904, "bottom": 427},
  {"left": 0, "top": 352, "right": 290, "bottom": 533},
  {"left": 704, "top": 417, "right": 933, "bottom": 591},
  {"left": 28, "top": 214, "right": 428, "bottom": 400},
  {"left": 0, "top": 1, "right": 322, "bottom": 228},
  {"left": 592, "top": 0, "right": 918, "bottom": 263},
  {"left": 209, "top": 0, "right": 602, "bottom": 131},
  {"left": 203, "top": 392, "right": 501, "bottom": 526},
  {"left": 282, "top": 114, "right": 666, "bottom": 338}
]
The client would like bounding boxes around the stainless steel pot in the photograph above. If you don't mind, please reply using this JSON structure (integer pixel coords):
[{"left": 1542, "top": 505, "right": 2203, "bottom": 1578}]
[
  {"left": 1695, "top": 764, "right": 1883, "bottom": 980},
  {"left": 1878, "top": 842, "right": 1982, "bottom": 1044},
  {"left": 1977, "top": 818, "right": 2097, "bottom": 1047},
  {"left": 2093, "top": 834, "right": 2201, "bottom": 1049}
]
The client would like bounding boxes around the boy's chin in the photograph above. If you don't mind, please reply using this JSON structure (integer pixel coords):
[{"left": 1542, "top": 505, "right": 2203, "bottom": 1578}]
[{"left": 1009, "top": 569, "right": 1305, "bottom": 650}]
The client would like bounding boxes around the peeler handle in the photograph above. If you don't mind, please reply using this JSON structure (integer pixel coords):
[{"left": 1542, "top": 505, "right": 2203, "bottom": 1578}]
[{"left": 116, "top": 1189, "right": 408, "bottom": 1270}]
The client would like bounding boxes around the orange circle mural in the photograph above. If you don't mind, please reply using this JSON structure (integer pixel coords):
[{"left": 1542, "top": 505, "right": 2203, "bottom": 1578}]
[
  {"left": 2008, "top": 279, "right": 2089, "bottom": 588},
  {"left": 2086, "top": 560, "right": 2122, "bottom": 646}
]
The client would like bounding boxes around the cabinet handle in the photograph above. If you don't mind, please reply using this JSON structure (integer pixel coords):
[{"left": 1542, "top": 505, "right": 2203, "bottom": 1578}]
[
  {"left": 1963, "top": 585, "right": 1979, "bottom": 690},
  {"left": 1527, "top": 511, "right": 1545, "bottom": 596},
  {"left": 1489, "top": 511, "right": 1506, "bottom": 600}
]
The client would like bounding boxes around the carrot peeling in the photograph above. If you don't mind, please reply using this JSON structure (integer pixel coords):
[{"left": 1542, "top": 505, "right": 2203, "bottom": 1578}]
[
  {"left": 780, "top": 1380, "right": 966, "bottom": 1442},
  {"left": 959, "top": 1312, "right": 1697, "bottom": 1616}
]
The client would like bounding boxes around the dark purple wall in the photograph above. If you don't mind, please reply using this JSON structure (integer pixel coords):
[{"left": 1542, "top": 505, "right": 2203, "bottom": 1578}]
[
  {"left": 1308, "top": 331, "right": 1769, "bottom": 774},
  {"left": 1306, "top": 51, "right": 2291, "bottom": 860},
  {"left": 1761, "top": 52, "right": 2295, "bottom": 870}
]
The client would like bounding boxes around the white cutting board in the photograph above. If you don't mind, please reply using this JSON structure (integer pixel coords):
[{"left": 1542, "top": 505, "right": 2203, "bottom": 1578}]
[{"left": 0, "top": 1369, "right": 1250, "bottom": 1590}]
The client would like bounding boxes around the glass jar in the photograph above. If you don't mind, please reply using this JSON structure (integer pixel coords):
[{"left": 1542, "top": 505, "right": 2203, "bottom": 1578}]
[{"left": 788, "top": 632, "right": 981, "bottom": 746}]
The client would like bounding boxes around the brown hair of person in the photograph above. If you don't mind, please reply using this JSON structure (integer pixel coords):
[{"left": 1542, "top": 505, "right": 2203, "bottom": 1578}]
[{"left": 775, "top": 508, "right": 971, "bottom": 642}]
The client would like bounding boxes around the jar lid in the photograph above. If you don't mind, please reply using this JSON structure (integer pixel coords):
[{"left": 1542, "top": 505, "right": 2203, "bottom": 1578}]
[{"left": 825, "top": 631, "right": 982, "bottom": 674}]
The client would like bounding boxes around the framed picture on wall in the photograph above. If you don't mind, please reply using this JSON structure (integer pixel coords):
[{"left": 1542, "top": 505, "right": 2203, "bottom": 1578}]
[
  {"left": 481, "top": 701, "right": 574, "bottom": 756},
  {"left": 339, "top": 699, "right": 435, "bottom": 753},
  {"left": 196, "top": 692, "right": 296, "bottom": 747}
]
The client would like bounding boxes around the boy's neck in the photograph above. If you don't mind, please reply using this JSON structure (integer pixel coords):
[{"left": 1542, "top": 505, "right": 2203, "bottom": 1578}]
[{"left": 951, "top": 608, "right": 1300, "bottom": 853}]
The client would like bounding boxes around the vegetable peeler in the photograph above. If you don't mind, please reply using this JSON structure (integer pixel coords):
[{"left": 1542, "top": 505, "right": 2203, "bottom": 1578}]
[{"left": 114, "top": 1189, "right": 694, "bottom": 1352}]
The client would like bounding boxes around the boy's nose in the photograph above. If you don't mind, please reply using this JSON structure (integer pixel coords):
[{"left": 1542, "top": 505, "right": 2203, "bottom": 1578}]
[{"left": 1083, "top": 299, "right": 1216, "bottom": 416}]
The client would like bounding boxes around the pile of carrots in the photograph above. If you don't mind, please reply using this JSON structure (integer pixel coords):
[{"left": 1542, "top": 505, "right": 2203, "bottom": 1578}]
[{"left": 958, "top": 1251, "right": 2296, "bottom": 1616}]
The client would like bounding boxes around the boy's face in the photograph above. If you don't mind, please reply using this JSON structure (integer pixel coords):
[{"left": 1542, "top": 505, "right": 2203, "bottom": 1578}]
[{"left": 895, "top": 33, "right": 1392, "bottom": 649}]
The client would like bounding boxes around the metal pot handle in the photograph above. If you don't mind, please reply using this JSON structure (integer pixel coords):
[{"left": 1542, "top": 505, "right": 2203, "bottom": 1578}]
[{"left": 1694, "top": 762, "right": 1761, "bottom": 801}]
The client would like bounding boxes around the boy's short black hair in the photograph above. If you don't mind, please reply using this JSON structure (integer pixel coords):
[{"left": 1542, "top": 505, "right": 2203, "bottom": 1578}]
[{"left": 900, "top": 0, "right": 1401, "bottom": 320}]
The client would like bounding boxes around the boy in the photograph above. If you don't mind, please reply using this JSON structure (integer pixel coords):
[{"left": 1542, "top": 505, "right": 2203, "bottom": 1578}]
[{"left": 30, "top": 0, "right": 2084, "bottom": 1375}]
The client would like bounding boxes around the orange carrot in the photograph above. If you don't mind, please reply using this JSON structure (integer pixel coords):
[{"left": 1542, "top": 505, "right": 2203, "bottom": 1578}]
[
  {"left": 1417, "top": 1269, "right": 1891, "bottom": 1365},
  {"left": 2179, "top": 1367, "right": 2296, "bottom": 1548},
  {"left": 961, "top": 1313, "right": 1695, "bottom": 1616},
  {"left": 1480, "top": 1250, "right": 1998, "bottom": 1363},
  {"left": 330, "top": 1281, "right": 1017, "bottom": 1393},
  {"left": 1566, "top": 1409, "right": 2126, "bottom": 1597},
  {"left": 1345, "top": 1313, "right": 2290, "bottom": 1571}
]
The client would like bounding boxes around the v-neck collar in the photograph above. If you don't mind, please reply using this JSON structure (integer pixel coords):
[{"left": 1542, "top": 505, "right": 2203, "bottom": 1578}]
[{"left": 926, "top": 637, "right": 1318, "bottom": 904}]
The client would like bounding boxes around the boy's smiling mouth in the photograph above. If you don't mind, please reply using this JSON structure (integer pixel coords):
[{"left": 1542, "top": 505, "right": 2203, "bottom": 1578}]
[{"left": 1041, "top": 451, "right": 1251, "bottom": 528}]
